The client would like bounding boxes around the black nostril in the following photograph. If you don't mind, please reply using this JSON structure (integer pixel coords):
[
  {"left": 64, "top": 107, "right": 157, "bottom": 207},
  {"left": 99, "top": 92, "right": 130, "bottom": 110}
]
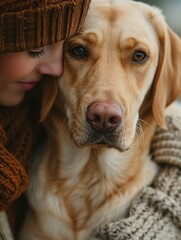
[
  {"left": 106, "top": 115, "right": 122, "bottom": 130},
  {"left": 87, "top": 113, "right": 105, "bottom": 130},
  {"left": 94, "top": 115, "right": 101, "bottom": 123},
  {"left": 109, "top": 116, "right": 121, "bottom": 125}
]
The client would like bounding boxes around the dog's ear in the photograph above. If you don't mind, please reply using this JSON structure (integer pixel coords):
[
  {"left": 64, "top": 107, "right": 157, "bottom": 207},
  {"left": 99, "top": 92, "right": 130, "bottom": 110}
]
[
  {"left": 39, "top": 77, "right": 58, "bottom": 122},
  {"left": 151, "top": 10, "right": 181, "bottom": 128}
]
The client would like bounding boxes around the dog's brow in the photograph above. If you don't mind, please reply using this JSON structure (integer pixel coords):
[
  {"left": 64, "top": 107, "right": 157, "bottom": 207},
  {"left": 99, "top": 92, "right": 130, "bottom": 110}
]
[
  {"left": 85, "top": 33, "right": 100, "bottom": 45},
  {"left": 119, "top": 37, "right": 149, "bottom": 52},
  {"left": 69, "top": 32, "right": 101, "bottom": 46}
]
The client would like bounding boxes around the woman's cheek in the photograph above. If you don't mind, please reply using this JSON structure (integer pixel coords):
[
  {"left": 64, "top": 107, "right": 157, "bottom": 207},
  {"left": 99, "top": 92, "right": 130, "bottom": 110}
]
[{"left": 0, "top": 54, "right": 35, "bottom": 80}]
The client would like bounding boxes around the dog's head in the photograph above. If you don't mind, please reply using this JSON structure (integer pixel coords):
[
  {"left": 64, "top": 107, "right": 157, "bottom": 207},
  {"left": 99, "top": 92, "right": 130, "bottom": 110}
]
[{"left": 57, "top": 0, "right": 181, "bottom": 151}]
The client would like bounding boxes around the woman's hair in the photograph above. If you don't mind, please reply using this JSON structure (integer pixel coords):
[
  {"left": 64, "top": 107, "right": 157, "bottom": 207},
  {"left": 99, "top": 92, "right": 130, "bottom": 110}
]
[{"left": 0, "top": 0, "right": 91, "bottom": 53}]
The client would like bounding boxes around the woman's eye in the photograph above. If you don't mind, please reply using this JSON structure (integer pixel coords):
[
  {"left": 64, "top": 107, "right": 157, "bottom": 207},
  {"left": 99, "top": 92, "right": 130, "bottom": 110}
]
[
  {"left": 28, "top": 49, "right": 46, "bottom": 59},
  {"left": 132, "top": 51, "right": 148, "bottom": 63},
  {"left": 70, "top": 46, "right": 87, "bottom": 58}
]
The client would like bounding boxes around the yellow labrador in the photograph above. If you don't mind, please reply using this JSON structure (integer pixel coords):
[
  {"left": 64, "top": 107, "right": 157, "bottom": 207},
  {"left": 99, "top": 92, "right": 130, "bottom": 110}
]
[{"left": 20, "top": 0, "right": 181, "bottom": 239}]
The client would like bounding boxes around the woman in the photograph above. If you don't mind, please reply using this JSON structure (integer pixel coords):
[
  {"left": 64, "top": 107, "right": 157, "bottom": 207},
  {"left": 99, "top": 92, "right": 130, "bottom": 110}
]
[{"left": 0, "top": 0, "right": 91, "bottom": 238}]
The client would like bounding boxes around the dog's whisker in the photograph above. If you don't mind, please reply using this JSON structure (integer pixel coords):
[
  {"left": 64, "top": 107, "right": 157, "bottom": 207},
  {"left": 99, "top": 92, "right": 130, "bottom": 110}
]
[
  {"left": 93, "top": 148, "right": 102, "bottom": 161},
  {"left": 138, "top": 119, "right": 155, "bottom": 130},
  {"left": 133, "top": 122, "right": 144, "bottom": 147},
  {"left": 62, "top": 115, "right": 69, "bottom": 126}
]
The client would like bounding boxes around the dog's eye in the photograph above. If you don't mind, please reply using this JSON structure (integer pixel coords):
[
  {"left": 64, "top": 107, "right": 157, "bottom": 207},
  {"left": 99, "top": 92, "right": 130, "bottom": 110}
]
[
  {"left": 132, "top": 51, "right": 147, "bottom": 63},
  {"left": 70, "top": 46, "right": 87, "bottom": 58}
]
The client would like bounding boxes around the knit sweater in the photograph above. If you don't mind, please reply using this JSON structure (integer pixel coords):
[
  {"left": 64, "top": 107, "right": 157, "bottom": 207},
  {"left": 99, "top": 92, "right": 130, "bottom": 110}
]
[
  {"left": 93, "top": 115, "right": 181, "bottom": 240},
  {"left": 0, "top": 115, "right": 181, "bottom": 239}
]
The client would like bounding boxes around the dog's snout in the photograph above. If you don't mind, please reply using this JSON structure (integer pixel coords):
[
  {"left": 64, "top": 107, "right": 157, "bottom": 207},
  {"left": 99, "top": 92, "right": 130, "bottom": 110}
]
[{"left": 86, "top": 101, "right": 123, "bottom": 131}]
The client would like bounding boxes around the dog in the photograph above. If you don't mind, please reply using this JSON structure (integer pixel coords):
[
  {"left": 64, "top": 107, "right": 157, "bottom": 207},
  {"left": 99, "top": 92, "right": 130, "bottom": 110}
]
[{"left": 19, "top": 0, "right": 181, "bottom": 239}]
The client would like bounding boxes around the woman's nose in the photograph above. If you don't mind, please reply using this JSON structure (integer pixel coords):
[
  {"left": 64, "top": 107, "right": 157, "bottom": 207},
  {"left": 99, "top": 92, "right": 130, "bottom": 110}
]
[
  {"left": 39, "top": 59, "right": 63, "bottom": 77},
  {"left": 38, "top": 44, "right": 63, "bottom": 77}
]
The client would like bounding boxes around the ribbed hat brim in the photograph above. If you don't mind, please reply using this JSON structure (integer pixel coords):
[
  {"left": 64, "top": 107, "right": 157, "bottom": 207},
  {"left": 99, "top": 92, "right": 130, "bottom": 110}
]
[{"left": 0, "top": 0, "right": 90, "bottom": 53}]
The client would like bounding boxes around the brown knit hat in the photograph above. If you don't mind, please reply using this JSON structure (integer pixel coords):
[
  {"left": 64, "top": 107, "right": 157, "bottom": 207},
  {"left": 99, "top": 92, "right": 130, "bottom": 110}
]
[{"left": 0, "top": 0, "right": 91, "bottom": 53}]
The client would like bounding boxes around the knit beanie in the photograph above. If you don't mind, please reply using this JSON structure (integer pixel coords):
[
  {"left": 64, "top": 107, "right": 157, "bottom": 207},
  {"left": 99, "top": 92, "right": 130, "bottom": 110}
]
[{"left": 0, "top": 0, "right": 91, "bottom": 53}]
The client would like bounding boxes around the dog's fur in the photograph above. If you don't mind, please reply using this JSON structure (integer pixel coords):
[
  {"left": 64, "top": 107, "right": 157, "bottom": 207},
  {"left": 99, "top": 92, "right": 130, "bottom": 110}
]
[{"left": 19, "top": 0, "right": 181, "bottom": 239}]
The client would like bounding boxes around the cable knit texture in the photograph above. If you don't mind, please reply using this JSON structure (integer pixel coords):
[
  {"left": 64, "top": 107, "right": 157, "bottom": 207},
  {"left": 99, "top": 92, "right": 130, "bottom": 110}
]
[
  {"left": 93, "top": 115, "right": 181, "bottom": 240},
  {"left": 0, "top": 97, "right": 36, "bottom": 211}
]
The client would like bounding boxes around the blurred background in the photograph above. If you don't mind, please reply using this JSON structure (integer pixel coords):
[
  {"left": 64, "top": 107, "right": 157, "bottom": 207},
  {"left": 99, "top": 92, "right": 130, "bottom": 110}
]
[{"left": 135, "top": 0, "right": 181, "bottom": 36}]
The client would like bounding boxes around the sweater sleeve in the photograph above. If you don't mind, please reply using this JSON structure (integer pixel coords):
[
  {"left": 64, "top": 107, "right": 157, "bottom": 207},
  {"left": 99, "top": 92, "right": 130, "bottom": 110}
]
[
  {"left": 92, "top": 116, "right": 181, "bottom": 240},
  {"left": 0, "top": 125, "right": 29, "bottom": 211},
  {"left": 92, "top": 167, "right": 181, "bottom": 240}
]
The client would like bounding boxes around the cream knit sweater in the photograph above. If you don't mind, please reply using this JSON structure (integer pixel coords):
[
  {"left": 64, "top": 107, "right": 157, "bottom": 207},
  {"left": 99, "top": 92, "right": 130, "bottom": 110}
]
[{"left": 93, "top": 115, "right": 181, "bottom": 240}]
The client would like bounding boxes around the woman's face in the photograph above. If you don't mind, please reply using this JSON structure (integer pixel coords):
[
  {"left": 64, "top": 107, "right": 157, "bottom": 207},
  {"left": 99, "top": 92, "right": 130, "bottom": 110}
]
[{"left": 0, "top": 41, "right": 63, "bottom": 106}]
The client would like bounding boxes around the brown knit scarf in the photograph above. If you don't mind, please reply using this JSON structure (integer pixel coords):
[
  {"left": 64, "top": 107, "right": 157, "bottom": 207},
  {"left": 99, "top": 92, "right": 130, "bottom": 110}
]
[
  {"left": 0, "top": 93, "right": 40, "bottom": 209},
  {"left": 0, "top": 94, "right": 41, "bottom": 237}
]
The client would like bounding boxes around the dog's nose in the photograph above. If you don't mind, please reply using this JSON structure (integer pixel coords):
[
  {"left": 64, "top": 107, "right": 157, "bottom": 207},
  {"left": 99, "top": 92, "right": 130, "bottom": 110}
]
[{"left": 86, "top": 101, "right": 123, "bottom": 131}]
